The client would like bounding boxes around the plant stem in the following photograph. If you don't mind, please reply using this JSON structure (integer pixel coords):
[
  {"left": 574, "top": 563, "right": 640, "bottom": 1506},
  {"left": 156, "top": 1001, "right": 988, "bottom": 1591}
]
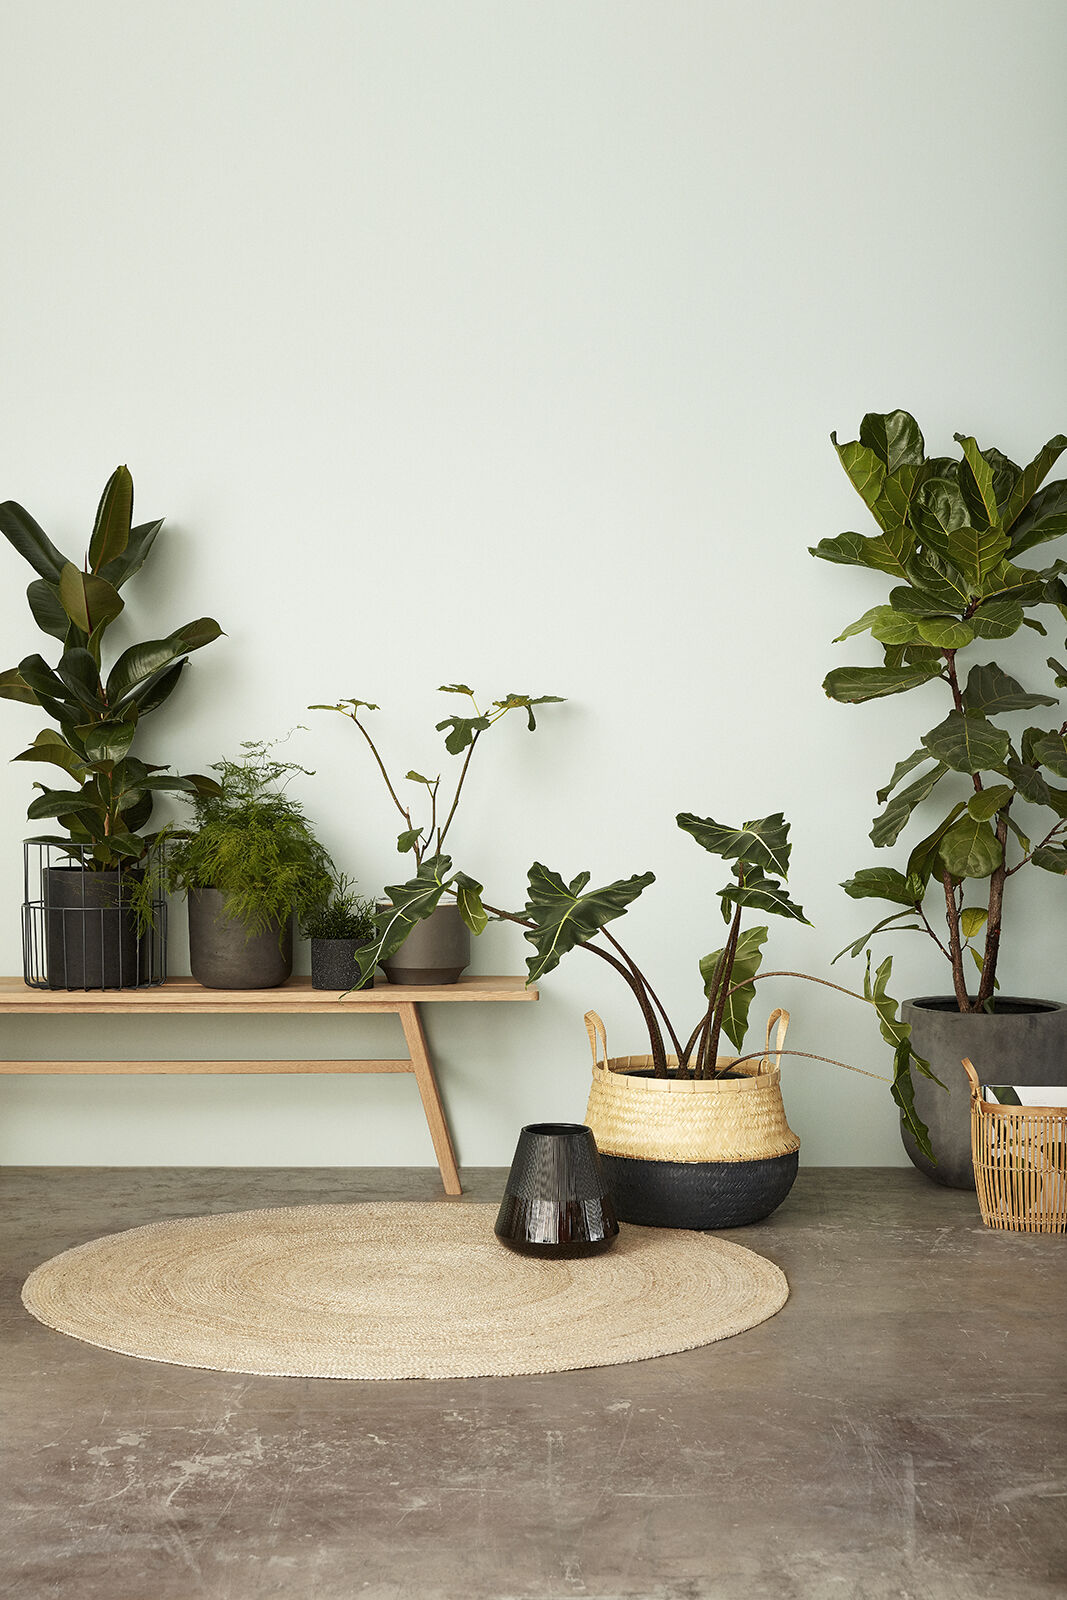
[
  {"left": 944, "top": 651, "right": 982, "bottom": 794},
  {"left": 345, "top": 712, "right": 414, "bottom": 836},
  {"left": 437, "top": 734, "right": 479, "bottom": 854},
  {"left": 942, "top": 871, "right": 971, "bottom": 1011},
  {"left": 703, "top": 901, "right": 742, "bottom": 1080},
  {"left": 600, "top": 927, "right": 686, "bottom": 1063},
  {"left": 481, "top": 903, "right": 669, "bottom": 1076},
  {"left": 977, "top": 811, "right": 1009, "bottom": 1008},
  {"left": 726, "top": 1048, "right": 889, "bottom": 1083}
]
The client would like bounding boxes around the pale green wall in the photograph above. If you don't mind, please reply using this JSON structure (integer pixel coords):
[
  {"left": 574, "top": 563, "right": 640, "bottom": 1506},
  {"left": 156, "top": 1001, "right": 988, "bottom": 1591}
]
[{"left": 2, "top": 0, "right": 1065, "bottom": 1166}]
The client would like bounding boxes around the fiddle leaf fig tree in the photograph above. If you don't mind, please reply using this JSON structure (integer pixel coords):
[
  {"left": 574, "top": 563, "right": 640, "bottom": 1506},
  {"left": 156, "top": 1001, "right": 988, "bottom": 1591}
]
[
  {"left": 813, "top": 411, "right": 1067, "bottom": 1013},
  {"left": 0, "top": 466, "right": 223, "bottom": 866}
]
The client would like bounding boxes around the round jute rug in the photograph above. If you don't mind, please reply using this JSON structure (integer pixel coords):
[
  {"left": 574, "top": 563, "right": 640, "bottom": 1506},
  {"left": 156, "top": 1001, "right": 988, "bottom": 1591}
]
[{"left": 21, "top": 1201, "right": 788, "bottom": 1379}]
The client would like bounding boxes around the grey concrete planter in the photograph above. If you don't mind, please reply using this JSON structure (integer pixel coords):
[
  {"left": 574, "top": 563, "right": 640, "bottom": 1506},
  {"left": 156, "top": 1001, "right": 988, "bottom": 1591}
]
[
  {"left": 188, "top": 887, "right": 293, "bottom": 989},
  {"left": 901, "top": 996, "right": 1067, "bottom": 1189},
  {"left": 380, "top": 902, "right": 470, "bottom": 986}
]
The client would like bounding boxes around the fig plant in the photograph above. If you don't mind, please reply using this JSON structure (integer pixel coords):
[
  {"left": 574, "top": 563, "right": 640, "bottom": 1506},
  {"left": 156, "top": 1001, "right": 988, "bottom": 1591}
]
[
  {"left": 812, "top": 411, "right": 1067, "bottom": 1013},
  {"left": 0, "top": 465, "right": 222, "bottom": 866}
]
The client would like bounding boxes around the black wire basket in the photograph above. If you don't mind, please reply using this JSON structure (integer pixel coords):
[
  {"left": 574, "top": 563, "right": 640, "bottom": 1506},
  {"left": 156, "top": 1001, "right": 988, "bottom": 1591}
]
[{"left": 22, "top": 839, "right": 167, "bottom": 991}]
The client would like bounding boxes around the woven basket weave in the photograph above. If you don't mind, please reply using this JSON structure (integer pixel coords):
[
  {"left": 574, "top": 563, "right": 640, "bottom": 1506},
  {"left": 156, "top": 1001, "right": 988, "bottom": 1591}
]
[
  {"left": 963, "top": 1057, "right": 1067, "bottom": 1234},
  {"left": 583, "top": 1009, "right": 800, "bottom": 1165}
]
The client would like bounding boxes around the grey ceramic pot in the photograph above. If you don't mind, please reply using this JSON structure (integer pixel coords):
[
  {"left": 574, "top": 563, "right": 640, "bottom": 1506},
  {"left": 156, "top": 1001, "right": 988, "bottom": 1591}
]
[
  {"left": 188, "top": 887, "right": 293, "bottom": 989},
  {"left": 902, "top": 996, "right": 1067, "bottom": 1188},
  {"left": 380, "top": 902, "right": 470, "bottom": 986}
]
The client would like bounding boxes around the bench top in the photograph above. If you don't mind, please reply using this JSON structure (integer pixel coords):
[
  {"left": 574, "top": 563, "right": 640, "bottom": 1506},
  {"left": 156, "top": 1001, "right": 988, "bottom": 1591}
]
[{"left": 0, "top": 975, "right": 538, "bottom": 1015}]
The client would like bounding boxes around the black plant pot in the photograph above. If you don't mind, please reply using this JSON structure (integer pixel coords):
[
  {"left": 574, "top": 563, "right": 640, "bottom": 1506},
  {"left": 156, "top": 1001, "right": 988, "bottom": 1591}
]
[
  {"left": 310, "top": 937, "right": 371, "bottom": 991},
  {"left": 902, "top": 996, "right": 1067, "bottom": 1189},
  {"left": 188, "top": 887, "right": 293, "bottom": 989},
  {"left": 600, "top": 1151, "right": 800, "bottom": 1230},
  {"left": 43, "top": 866, "right": 153, "bottom": 991},
  {"left": 495, "top": 1123, "right": 619, "bottom": 1258}
]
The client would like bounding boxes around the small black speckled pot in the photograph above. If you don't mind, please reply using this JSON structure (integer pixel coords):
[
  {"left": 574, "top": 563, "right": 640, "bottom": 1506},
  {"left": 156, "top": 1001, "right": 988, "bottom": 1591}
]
[{"left": 310, "top": 938, "right": 370, "bottom": 991}]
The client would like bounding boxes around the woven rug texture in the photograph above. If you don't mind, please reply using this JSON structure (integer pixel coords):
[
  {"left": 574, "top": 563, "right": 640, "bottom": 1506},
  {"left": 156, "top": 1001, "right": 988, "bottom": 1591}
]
[{"left": 21, "top": 1200, "right": 788, "bottom": 1379}]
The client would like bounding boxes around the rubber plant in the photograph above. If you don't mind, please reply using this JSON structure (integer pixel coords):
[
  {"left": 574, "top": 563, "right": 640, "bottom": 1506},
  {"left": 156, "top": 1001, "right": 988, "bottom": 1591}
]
[
  {"left": 371, "top": 810, "right": 939, "bottom": 1157},
  {"left": 811, "top": 410, "right": 1067, "bottom": 1013},
  {"left": 312, "top": 685, "right": 564, "bottom": 966},
  {"left": 0, "top": 466, "right": 223, "bottom": 866}
]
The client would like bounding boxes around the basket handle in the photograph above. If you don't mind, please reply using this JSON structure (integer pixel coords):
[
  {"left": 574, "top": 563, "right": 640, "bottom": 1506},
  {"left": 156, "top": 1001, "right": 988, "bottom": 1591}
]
[
  {"left": 585, "top": 1010, "right": 609, "bottom": 1069},
  {"left": 764, "top": 1008, "right": 790, "bottom": 1068},
  {"left": 961, "top": 1057, "right": 982, "bottom": 1100}
]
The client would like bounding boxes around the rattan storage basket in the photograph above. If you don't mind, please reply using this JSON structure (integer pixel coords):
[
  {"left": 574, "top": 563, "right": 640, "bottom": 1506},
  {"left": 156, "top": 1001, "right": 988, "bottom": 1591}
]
[
  {"left": 963, "top": 1057, "right": 1067, "bottom": 1234},
  {"left": 583, "top": 1009, "right": 800, "bottom": 1165}
]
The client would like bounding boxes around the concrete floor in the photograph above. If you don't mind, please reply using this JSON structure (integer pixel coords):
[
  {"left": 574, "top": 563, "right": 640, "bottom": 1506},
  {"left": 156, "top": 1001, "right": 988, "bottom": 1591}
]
[{"left": 1, "top": 1167, "right": 1063, "bottom": 1600}]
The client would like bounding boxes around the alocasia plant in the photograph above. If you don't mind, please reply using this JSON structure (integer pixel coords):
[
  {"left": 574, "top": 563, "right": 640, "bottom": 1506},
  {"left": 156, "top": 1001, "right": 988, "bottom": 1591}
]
[{"left": 812, "top": 410, "right": 1067, "bottom": 1013}]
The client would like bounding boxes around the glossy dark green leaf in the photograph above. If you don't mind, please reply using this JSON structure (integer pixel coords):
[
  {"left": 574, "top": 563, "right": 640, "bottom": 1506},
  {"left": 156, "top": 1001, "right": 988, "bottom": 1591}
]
[
  {"left": 699, "top": 925, "right": 768, "bottom": 1052},
  {"left": 887, "top": 585, "right": 956, "bottom": 620},
  {"left": 906, "top": 802, "right": 966, "bottom": 885},
  {"left": 0, "top": 500, "right": 68, "bottom": 582},
  {"left": 57, "top": 564, "right": 123, "bottom": 637},
  {"left": 105, "top": 618, "right": 223, "bottom": 705},
  {"left": 132, "top": 660, "right": 186, "bottom": 717},
  {"left": 858, "top": 411, "right": 925, "bottom": 473},
  {"left": 494, "top": 692, "right": 567, "bottom": 731},
  {"left": 26, "top": 579, "right": 69, "bottom": 642},
  {"left": 87, "top": 465, "right": 133, "bottom": 572},
  {"left": 1000, "top": 435, "right": 1067, "bottom": 531},
  {"left": 16, "top": 654, "right": 80, "bottom": 718},
  {"left": 1005, "top": 814, "right": 1030, "bottom": 854},
  {"left": 834, "top": 606, "right": 923, "bottom": 646},
  {"left": 1027, "top": 728, "right": 1067, "bottom": 778},
  {"left": 954, "top": 435, "right": 1001, "bottom": 527},
  {"left": 719, "top": 873, "right": 809, "bottom": 924},
  {"left": 842, "top": 868, "right": 923, "bottom": 905},
  {"left": 1008, "top": 477, "right": 1067, "bottom": 557},
  {"left": 892, "top": 1038, "right": 936, "bottom": 1163},
  {"left": 454, "top": 872, "right": 488, "bottom": 936},
  {"left": 822, "top": 663, "right": 942, "bottom": 703},
  {"left": 966, "top": 784, "right": 1013, "bottom": 821},
  {"left": 11, "top": 730, "right": 87, "bottom": 780},
  {"left": 78, "top": 719, "right": 137, "bottom": 765},
  {"left": 921, "top": 711, "right": 1010, "bottom": 775},
  {"left": 1033, "top": 844, "right": 1067, "bottom": 874},
  {"left": 969, "top": 597, "right": 1024, "bottom": 640},
  {"left": 100, "top": 518, "right": 163, "bottom": 589},
  {"left": 677, "top": 811, "right": 792, "bottom": 879},
  {"left": 904, "top": 550, "right": 973, "bottom": 611},
  {"left": 397, "top": 828, "right": 422, "bottom": 853},
  {"left": 1004, "top": 757, "right": 1051, "bottom": 807},
  {"left": 915, "top": 616, "right": 974, "bottom": 648},
  {"left": 962, "top": 663, "right": 1058, "bottom": 715},
  {"left": 55, "top": 648, "right": 104, "bottom": 712},
  {"left": 937, "top": 816, "right": 1003, "bottom": 879},
  {"left": 876, "top": 747, "right": 935, "bottom": 804},
  {"left": 0, "top": 666, "right": 38, "bottom": 704},
  {"left": 521, "top": 862, "right": 656, "bottom": 982},
  {"left": 26, "top": 786, "right": 105, "bottom": 821},
  {"left": 831, "top": 435, "right": 890, "bottom": 526},
  {"left": 870, "top": 764, "right": 947, "bottom": 846},
  {"left": 809, "top": 530, "right": 912, "bottom": 574}
]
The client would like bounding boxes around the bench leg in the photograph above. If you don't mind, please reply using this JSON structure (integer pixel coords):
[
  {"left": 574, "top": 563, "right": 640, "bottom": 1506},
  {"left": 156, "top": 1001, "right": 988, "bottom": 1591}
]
[{"left": 397, "top": 1003, "right": 462, "bottom": 1196}]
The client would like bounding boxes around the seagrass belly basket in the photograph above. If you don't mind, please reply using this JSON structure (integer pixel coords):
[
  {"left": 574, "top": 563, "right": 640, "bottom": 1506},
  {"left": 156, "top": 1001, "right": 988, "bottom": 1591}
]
[{"left": 583, "top": 1009, "right": 800, "bottom": 1229}]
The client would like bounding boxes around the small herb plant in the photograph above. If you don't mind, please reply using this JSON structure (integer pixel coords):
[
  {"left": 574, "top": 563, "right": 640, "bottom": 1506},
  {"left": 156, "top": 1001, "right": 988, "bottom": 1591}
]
[
  {"left": 0, "top": 465, "right": 223, "bottom": 866},
  {"left": 165, "top": 739, "right": 334, "bottom": 937},
  {"left": 300, "top": 875, "right": 377, "bottom": 943},
  {"left": 812, "top": 411, "right": 1067, "bottom": 1013},
  {"left": 311, "top": 685, "right": 564, "bottom": 969}
]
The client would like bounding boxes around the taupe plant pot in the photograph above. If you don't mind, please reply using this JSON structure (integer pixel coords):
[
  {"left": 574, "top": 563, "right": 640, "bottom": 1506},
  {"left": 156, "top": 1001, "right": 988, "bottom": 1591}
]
[
  {"left": 381, "top": 903, "right": 470, "bottom": 986},
  {"left": 901, "top": 997, "right": 1067, "bottom": 1189},
  {"left": 188, "top": 887, "right": 293, "bottom": 990}
]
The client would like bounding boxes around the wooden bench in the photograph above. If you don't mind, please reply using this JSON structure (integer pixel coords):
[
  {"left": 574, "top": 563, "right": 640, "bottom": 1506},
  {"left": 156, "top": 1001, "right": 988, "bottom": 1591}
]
[{"left": 0, "top": 975, "right": 539, "bottom": 1196}]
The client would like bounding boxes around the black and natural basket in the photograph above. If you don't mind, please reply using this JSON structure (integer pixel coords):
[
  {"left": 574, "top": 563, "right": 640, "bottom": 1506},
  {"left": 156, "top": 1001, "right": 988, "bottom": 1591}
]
[{"left": 583, "top": 1009, "right": 800, "bottom": 1229}]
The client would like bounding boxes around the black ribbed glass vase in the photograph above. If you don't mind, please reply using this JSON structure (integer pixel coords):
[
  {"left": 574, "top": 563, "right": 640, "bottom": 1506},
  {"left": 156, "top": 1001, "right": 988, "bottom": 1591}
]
[{"left": 494, "top": 1123, "right": 619, "bottom": 1258}]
